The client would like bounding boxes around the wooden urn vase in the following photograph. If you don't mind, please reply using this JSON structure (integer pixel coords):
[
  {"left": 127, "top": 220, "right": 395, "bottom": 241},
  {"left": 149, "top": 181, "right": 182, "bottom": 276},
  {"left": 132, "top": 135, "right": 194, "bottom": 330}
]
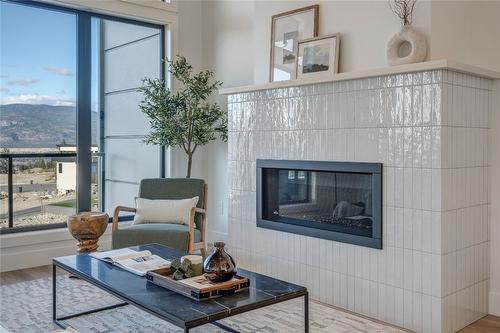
[{"left": 67, "top": 212, "right": 109, "bottom": 253}]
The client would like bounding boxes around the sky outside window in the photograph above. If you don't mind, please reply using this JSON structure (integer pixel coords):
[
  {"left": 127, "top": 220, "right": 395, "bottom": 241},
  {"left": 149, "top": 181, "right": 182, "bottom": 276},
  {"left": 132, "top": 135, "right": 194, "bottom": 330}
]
[{"left": 0, "top": 1, "right": 77, "bottom": 107}]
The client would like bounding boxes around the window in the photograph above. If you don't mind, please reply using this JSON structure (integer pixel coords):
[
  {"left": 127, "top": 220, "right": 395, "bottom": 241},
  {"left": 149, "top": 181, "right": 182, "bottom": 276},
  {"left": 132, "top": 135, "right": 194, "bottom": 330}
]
[
  {"left": 0, "top": 1, "right": 77, "bottom": 230},
  {"left": 0, "top": 0, "right": 165, "bottom": 233},
  {"left": 92, "top": 19, "right": 164, "bottom": 214}
]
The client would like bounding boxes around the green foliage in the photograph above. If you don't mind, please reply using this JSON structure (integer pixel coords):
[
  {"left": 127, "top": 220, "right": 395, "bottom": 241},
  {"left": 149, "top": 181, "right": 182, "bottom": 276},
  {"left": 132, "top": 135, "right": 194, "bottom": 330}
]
[
  {"left": 170, "top": 258, "right": 194, "bottom": 280},
  {"left": 138, "top": 55, "right": 227, "bottom": 177}
]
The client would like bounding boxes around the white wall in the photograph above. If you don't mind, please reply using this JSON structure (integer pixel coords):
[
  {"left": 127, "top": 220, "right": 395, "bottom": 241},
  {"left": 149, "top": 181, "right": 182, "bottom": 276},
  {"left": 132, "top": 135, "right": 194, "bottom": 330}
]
[
  {"left": 430, "top": 1, "right": 500, "bottom": 72},
  {"left": 252, "top": 0, "right": 432, "bottom": 83},
  {"left": 174, "top": 0, "right": 255, "bottom": 241}
]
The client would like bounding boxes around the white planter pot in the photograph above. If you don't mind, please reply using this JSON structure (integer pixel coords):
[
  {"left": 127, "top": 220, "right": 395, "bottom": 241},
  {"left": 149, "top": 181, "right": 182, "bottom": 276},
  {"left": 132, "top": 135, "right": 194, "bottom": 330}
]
[{"left": 386, "top": 25, "right": 427, "bottom": 66}]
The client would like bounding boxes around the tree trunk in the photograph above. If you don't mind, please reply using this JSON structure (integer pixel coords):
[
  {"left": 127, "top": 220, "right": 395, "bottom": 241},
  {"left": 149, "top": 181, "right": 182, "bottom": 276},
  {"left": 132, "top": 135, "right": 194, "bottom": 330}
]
[{"left": 187, "top": 152, "right": 193, "bottom": 178}]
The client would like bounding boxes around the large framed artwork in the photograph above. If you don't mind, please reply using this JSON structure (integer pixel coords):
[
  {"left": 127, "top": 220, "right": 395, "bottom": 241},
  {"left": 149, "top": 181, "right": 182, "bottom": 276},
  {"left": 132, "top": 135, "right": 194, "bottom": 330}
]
[
  {"left": 269, "top": 5, "right": 319, "bottom": 82},
  {"left": 296, "top": 33, "right": 340, "bottom": 80}
]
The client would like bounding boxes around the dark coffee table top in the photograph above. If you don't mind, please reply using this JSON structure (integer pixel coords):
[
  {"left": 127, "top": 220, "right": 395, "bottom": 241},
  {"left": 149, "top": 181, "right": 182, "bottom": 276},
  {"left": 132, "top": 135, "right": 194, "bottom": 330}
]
[{"left": 53, "top": 244, "right": 307, "bottom": 330}]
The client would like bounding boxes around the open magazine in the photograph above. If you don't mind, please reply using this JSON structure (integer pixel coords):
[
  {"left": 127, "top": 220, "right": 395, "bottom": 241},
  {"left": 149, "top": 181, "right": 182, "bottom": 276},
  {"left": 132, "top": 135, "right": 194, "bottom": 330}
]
[{"left": 90, "top": 248, "right": 171, "bottom": 276}]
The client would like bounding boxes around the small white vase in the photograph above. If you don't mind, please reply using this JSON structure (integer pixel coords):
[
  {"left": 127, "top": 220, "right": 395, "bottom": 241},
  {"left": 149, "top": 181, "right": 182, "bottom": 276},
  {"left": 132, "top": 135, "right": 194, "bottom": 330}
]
[{"left": 386, "top": 25, "right": 427, "bottom": 66}]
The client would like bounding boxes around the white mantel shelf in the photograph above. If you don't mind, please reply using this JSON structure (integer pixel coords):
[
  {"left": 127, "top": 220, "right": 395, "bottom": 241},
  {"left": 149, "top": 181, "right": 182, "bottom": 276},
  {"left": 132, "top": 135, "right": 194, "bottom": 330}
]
[{"left": 219, "top": 59, "right": 500, "bottom": 95}]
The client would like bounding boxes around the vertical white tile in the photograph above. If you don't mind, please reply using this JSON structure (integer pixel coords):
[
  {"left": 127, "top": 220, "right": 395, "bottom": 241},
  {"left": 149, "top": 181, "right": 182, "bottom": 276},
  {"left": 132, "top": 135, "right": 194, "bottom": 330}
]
[
  {"left": 404, "top": 249, "right": 414, "bottom": 291},
  {"left": 422, "top": 169, "right": 432, "bottom": 210},
  {"left": 422, "top": 294, "right": 432, "bottom": 332},
  {"left": 413, "top": 126, "right": 423, "bottom": 168},
  {"left": 422, "top": 252, "right": 432, "bottom": 295},
  {"left": 386, "top": 206, "right": 396, "bottom": 247},
  {"left": 404, "top": 208, "right": 413, "bottom": 249},
  {"left": 413, "top": 209, "right": 423, "bottom": 251},
  {"left": 395, "top": 168, "right": 404, "bottom": 207},
  {"left": 387, "top": 246, "right": 396, "bottom": 287},
  {"left": 431, "top": 212, "right": 442, "bottom": 254},
  {"left": 370, "top": 281, "right": 379, "bottom": 318},
  {"left": 422, "top": 210, "right": 432, "bottom": 252},
  {"left": 404, "top": 127, "right": 413, "bottom": 167},
  {"left": 432, "top": 296, "right": 443, "bottom": 333},
  {"left": 404, "top": 168, "right": 413, "bottom": 209},
  {"left": 413, "top": 292, "right": 423, "bottom": 332},
  {"left": 431, "top": 254, "right": 442, "bottom": 297},
  {"left": 386, "top": 167, "right": 395, "bottom": 206},
  {"left": 395, "top": 287, "right": 405, "bottom": 327},
  {"left": 362, "top": 279, "right": 371, "bottom": 315},
  {"left": 422, "top": 126, "right": 433, "bottom": 168},
  {"left": 412, "top": 169, "right": 422, "bottom": 209},
  {"left": 378, "top": 247, "right": 387, "bottom": 283},
  {"left": 332, "top": 271, "right": 340, "bottom": 305},
  {"left": 413, "top": 250, "right": 423, "bottom": 292},
  {"left": 355, "top": 246, "right": 364, "bottom": 278},
  {"left": 386, "top": 285, "right": 396, "bottom": 323},
  {"left": 378, "top": 283, "right": 387, "bottom": 321},
  {"left": 394, "top": 128, "right": 404, "bottom": 167},
  {"left": 395, "top": 247, "right": 404, "bottom": 288},
  {"left": 404, "top": 289, "right": 413, "bottom": 329},
  {"left": 348, "top": 245, "right": 356, "bottom": 277},
  {"left": 339, "top": 273, "right": 348, "bottom": 308},
  {"left": 395, "top": 208, "right": 405, "bottom": 249},
  {"left": 348, "top": 275, "right": 355, "bottom": 311}
]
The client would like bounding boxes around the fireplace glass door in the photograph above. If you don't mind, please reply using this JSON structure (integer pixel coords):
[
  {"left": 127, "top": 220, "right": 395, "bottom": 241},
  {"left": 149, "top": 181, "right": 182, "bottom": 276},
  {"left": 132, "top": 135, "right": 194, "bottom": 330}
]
[{"left": 258, "top": 160, "right": 382, "bottom": 249}]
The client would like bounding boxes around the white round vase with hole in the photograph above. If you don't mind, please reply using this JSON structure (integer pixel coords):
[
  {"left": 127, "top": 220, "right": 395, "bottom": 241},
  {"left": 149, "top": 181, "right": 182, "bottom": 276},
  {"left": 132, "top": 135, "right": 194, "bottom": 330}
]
[{"left": 386, "top": 25, "right": 427, "bottom": 66}]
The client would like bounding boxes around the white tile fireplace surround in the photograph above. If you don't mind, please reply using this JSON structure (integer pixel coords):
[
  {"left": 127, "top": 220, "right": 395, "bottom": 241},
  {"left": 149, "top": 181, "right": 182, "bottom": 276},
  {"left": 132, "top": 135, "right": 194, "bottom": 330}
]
[{"left": 221, "top": 61, "right": 499, "bottom": 333}]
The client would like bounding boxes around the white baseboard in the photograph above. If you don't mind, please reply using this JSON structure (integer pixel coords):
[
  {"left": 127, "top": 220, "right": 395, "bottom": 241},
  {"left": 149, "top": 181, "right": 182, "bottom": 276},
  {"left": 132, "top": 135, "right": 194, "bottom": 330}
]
[{"left": 490, "top": 291, "right": 500, "bottom": 316}]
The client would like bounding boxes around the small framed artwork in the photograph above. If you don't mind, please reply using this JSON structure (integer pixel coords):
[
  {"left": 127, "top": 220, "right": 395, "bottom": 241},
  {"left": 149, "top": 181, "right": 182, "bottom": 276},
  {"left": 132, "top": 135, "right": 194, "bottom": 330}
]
[
  {"left": 296, "top": 33, "right": 340, "bottom": 80},
  {"left": 269, "top": 5, "right": 319, "bottom": 82}
]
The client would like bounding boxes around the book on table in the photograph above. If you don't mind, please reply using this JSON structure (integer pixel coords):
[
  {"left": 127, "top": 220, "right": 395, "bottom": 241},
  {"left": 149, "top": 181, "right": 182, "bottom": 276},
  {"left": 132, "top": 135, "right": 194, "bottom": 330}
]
[{"left": 90, "top": 248, "right": 171, "bottom": 276}]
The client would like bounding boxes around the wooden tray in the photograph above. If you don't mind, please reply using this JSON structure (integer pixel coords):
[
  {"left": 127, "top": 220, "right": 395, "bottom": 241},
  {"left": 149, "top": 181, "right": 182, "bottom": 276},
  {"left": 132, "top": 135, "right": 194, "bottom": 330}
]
[{"left": 146, "top": 268, "right": 250, "bottom": 301}]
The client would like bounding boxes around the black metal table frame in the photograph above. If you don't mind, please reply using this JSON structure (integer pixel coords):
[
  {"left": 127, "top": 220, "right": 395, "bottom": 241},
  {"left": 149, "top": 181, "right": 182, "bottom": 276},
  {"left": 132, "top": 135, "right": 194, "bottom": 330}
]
[{"left": 52, "top": 263, "right": 309, "bottom": 333}]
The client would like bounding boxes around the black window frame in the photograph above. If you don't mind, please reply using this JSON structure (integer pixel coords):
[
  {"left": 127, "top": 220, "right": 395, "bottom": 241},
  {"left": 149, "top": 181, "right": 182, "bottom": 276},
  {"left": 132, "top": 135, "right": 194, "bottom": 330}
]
[{"left": 0, "top": 0, "right": 166, "bottom": 234}]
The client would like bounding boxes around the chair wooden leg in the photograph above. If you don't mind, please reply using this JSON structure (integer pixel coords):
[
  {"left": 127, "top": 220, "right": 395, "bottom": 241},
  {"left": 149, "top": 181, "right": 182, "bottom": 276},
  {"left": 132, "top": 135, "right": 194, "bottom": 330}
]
[{"left": 200, "top": 247, "right": 207, "bottom": 259}]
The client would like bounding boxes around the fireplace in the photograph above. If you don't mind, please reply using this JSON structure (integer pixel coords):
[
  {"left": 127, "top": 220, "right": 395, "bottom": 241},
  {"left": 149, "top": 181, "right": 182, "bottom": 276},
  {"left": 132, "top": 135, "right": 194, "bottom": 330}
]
[{"left": 257, "top": 159, "right": 382, "bottom": 249}]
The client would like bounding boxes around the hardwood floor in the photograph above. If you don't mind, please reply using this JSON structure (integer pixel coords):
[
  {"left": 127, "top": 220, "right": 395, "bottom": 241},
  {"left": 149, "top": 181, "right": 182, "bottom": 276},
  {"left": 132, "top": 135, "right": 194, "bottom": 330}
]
[
  {"left": 457, "top": 315, "right": 500, "bottom": 333},
  {"left": 0, "top": 265, "right": 66, "bottom": 285},
  {"left": 1, "top": 266, "right": 500, "bottom": 332}
]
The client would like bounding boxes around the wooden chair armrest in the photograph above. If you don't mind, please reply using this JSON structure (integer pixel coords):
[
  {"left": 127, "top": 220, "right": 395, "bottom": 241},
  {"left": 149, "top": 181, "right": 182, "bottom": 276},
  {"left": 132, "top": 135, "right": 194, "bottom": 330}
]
[
  {"left": 194, "top": 207, "right": 206, "bottom": 214},
  {"left": 112, "top": 206, "right": 136, "bottom": 232}
]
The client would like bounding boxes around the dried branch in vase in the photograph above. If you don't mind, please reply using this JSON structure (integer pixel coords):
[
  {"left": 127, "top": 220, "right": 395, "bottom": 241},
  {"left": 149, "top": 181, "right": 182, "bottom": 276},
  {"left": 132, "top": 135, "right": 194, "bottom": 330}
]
[{"left": 388, "top": 0, "right": 417, "bottom": 26}]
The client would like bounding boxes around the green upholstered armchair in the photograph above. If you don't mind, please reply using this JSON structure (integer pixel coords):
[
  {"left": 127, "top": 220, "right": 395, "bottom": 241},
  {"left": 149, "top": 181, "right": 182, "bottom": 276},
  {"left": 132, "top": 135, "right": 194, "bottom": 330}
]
[{"left": 111, "top": 178, "right": 207, "bottom": 256}]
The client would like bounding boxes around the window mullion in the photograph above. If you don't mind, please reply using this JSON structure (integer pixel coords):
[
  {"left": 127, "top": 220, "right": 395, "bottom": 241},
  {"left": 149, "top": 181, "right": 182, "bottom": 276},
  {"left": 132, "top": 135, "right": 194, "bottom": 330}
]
[{"left": 76, "top": 12, "right": 92, "bottom": 213}]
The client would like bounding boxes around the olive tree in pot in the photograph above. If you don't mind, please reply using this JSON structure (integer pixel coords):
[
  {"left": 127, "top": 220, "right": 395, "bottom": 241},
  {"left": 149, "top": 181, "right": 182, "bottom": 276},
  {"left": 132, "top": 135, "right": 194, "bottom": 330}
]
[{"left": 138, "top": 56, "right": 227, "bottom": 178}]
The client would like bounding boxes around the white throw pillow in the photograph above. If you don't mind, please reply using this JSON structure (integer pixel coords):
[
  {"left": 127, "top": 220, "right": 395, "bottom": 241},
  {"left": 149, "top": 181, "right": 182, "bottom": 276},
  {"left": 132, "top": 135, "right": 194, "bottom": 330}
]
[{"left": 133, "top": 197, "right": 199, "bottom": 225}]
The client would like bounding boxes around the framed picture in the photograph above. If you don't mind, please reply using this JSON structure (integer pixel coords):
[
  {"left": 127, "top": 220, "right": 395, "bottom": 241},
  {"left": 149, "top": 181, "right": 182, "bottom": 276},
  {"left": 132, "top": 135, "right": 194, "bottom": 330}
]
[
  {"left": 296, "top": 33, "right": 340, "bottom": 80},
  {"left": 269, "top": 5, "right": 319, "bottom": 82}
]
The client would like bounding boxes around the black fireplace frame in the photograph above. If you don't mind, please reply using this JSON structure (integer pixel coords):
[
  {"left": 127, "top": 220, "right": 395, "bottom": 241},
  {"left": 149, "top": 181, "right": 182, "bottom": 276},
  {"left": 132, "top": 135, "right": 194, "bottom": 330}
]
[{"left": 256, "top": 159, "right": 383, "bottom": 249}]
